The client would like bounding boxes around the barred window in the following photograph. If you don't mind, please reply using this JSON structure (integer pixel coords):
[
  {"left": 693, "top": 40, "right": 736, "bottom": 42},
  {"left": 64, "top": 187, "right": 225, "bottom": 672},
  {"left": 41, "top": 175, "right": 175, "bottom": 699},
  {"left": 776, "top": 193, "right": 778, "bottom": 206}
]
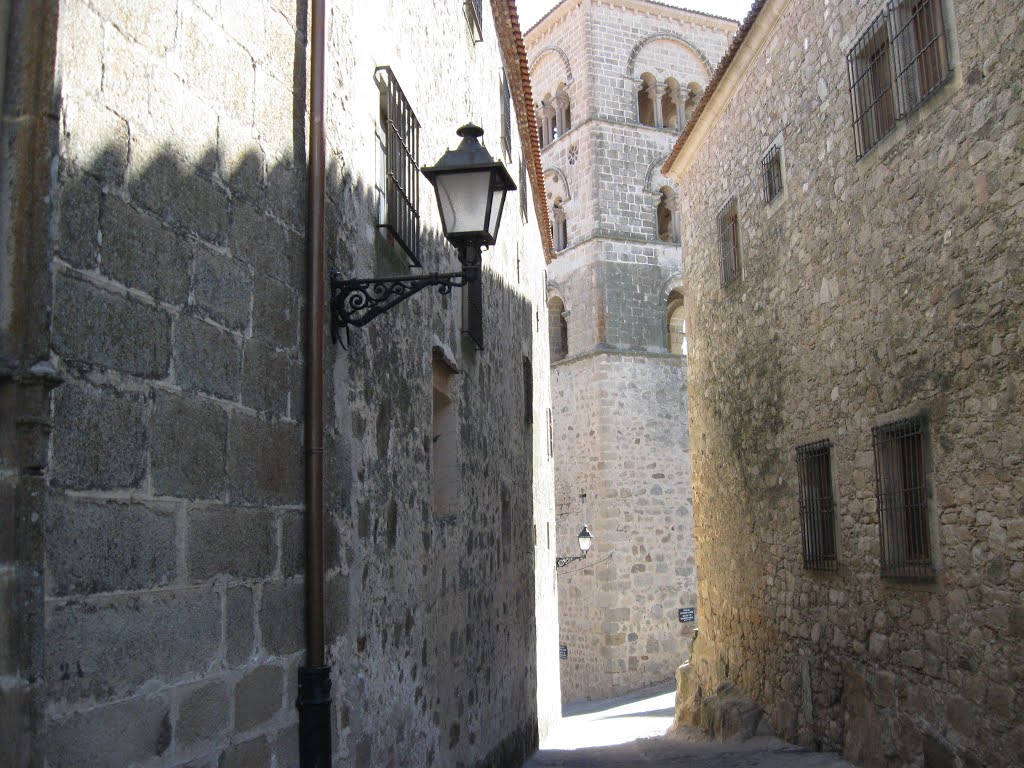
[
  {"left": 519, "top": 155, "right": 528, "bottom": 221},
  {"left": 873, "top": 416, "right": 934, "bottom": 581},
  {"left": 500, "top": 70, "right": 512, "bottom": 159},
  {"left": 889, "top": 0, "right": 950, "bottom": 112},
  {"left": 465, "top": 0, "right": 483, "bottom": 42},
  {"left": 762, "top": 144, "right": 783, "bottom": 204},
  {"left": 523, "top": 356, "right": 533, "bottom": 425},
  {"left": 848, "top": 14, "right": 896, "bottom": 158},
  {"left": 796, "top": 440, "right": 837, "bottom": 571},
  {"left": 375, "top": 67, "right": 420, "bottom": 265},
  {"left": 718, "top": 198, "right": 740, "bottom": 285},
  {"left": 847, "top": 1, "right": 951, "bottom": 159}
]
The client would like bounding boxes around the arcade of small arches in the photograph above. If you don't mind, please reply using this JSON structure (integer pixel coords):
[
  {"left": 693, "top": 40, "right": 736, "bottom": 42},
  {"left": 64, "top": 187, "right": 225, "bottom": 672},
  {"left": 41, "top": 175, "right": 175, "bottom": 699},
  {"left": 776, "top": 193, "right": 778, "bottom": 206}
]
[
  {"left": 637, "top": 74, "right": 702, "bottom": 131},
  {"left": 538, "top": 82, "right": 572, "bottom": 147},
  {"left": 545, "top": 289, "right": 688, "bottom": 363}
]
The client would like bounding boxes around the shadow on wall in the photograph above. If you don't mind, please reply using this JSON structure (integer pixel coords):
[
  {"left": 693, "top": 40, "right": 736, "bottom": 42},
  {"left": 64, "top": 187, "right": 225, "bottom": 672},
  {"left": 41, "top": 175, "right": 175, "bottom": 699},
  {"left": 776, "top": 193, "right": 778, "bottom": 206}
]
[{"left": 48, "top": 114, "right": 541, "bottom": 767}]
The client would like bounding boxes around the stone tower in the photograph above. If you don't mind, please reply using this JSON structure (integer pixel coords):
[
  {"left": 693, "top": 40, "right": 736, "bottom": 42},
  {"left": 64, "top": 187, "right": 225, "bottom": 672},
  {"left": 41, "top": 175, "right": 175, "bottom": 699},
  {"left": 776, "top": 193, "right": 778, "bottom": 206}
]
[{"left": 525, "top": 0, "right": 735, "bottom": 702}]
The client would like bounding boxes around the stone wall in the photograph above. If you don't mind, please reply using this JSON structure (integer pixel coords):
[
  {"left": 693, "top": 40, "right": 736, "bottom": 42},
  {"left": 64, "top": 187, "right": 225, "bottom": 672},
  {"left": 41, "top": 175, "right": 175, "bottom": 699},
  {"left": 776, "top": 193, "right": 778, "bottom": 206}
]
[
  {"left": 527, "top": 0, "right": 734, "bottom": 703},
  {"left": 669, "top": 0, "right": 1024, "bottom": 764},
  {"left": 6, "top": 0, "right": 558, "bottom": 765}
]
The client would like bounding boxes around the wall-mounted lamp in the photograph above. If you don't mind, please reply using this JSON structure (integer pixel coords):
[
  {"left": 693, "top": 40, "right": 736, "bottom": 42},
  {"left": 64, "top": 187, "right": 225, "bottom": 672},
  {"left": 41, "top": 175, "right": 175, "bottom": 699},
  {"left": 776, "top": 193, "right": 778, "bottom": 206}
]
[
  {"left": 555, "top": 525, "right": 593, "bottom": 568},
  {"left": 329, "top": 124, "right": 516, "bottom": 338}
]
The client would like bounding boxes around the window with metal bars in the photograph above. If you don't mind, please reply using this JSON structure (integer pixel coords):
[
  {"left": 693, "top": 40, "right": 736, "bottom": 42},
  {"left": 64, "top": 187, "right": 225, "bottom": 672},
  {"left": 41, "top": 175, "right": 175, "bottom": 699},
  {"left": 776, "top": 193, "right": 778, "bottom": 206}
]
[
  {"left": 500, "top": 70, "right": 512, "bottom": 160},
  {"left": 795, "top": 440, "right": 838, "bottom": 571},
  {"left": 847, "top": 1, "right": 951, "bottom": 159},
  {"left": 465, "top": 0, "right": 483, "bottom": 42},
  {"left": 519, "top": 155, "right": 528, "bottom": 221},
  {"left": 848, "top": 14, "right": 896, "bottom": 158},
  {"left": 888, "top": 0, "right": 950, "bottom": 113},
  {"left": 872, "top": 416, "right": 934, "bottom": 581},
  {"left": 375, "top": 67, "right": 420, "bottom": 265},
  {"left": 717, "top": 198, "right": 740, "bottom": 285},
  {"left": 762, "top": 144, "right": 783, "bottom": 204}
]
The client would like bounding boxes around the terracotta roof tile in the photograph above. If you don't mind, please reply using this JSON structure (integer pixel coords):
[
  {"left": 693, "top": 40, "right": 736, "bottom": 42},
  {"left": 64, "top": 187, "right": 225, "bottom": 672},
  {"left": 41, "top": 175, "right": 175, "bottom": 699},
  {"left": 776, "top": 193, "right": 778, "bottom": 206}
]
[{"left": 492, "top": 0, "right": 555, "bottom": 261}]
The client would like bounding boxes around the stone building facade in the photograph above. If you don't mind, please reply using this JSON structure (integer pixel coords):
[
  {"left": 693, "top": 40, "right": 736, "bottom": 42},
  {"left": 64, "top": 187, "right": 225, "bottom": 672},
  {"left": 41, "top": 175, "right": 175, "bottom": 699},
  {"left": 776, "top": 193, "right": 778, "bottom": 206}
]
[
  {"left": 525, "top": 0, "right": 734, "bottom": 703},
  {"left": 666, "top": 0, "right": 1024, "bottom": 765},
  {"left": 0, "top": 1, "right": 559, "bottom": 766}
]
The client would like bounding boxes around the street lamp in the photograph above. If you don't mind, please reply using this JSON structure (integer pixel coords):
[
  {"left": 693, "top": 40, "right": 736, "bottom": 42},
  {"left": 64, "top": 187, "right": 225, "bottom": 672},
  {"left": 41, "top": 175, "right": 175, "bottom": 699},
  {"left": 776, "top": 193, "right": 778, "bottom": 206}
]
[
  {"left": 555, "top": 525, "right": 593, "bottom": 568},
  {"left": 329, "top": 123, "right": 516, "bottom": 337}
]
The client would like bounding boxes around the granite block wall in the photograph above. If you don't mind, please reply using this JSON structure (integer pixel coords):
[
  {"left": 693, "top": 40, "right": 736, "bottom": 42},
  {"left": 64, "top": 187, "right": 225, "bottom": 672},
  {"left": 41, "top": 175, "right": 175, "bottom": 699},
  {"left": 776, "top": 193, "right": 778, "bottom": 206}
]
[{"left": 2, "top": 0, "right": 558, "bottom": 765}]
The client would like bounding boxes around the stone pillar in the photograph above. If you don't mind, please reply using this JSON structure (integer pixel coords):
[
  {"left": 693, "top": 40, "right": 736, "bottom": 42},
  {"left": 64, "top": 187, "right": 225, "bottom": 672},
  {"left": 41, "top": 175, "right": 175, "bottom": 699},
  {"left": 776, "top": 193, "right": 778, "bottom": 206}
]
[
  {"left": 653, "top": 82, "right": 668, "bottom": 129},
  {"left": 542, "top": 103, "right": 557, "bottom": 144}
]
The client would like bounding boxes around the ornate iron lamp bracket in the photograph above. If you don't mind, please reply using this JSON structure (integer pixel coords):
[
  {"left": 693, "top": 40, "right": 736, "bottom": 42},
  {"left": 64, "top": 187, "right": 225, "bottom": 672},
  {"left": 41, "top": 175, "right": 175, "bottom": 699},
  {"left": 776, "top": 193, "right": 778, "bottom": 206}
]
[
  {"left": 329, "top": 265, "right": 479, "bottom": 341},
  {"left": 555, "top": 553, "right": 587, "bottom": 568}
]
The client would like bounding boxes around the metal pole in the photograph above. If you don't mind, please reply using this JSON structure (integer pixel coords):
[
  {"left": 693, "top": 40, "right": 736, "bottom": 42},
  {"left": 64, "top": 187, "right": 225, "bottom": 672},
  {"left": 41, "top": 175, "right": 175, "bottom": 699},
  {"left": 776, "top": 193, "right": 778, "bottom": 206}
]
[{"left": 297, "top": 0, "right": 331, "bottom": 764}]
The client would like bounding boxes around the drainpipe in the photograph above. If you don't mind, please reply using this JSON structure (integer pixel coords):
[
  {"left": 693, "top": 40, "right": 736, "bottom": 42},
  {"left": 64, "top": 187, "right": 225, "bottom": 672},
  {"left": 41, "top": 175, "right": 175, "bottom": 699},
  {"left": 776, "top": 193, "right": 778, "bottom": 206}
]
[{"left": 297, "top": 0, "right": 331, "bottom": 765}]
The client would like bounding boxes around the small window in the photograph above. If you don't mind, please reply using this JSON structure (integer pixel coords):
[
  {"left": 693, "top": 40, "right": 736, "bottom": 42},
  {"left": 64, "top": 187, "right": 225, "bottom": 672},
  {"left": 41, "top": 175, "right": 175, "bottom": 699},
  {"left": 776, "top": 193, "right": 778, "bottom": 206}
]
[
  {"left": 500, "top": 70, "right": 512, "bottom": 159},
  {"left": 762, "top": 144, "right": 783, "bottom": 204},
  {"left": 657, "top": 186, "right": 678, "bottom": 242},
  {"left": 796, "top": 440, "right": 838, "bottom": 571},
  {"left": 519, "top": 155, "right": 528, "bottom": 222},
  {"left": 547, "top": 296, "right": 568, "bottom": 363},
  {"left": 638, "top": 73, "right": 657, "bottom": 127},
  {"left": 873, "top": 416, "right": 934, "bottom": 581},
  {"left": 718, "top": 198, "right": 740, "bottom": 285},
  {"left": 523, "top": 357, "right": 533, "bottom": 425},
  {"left": 552, "top": 200, "right": 567, "bottom": 251},
  {"left": 432, "top": 353, "right": 459, "bottom": 518},
  {"left": 889, "top": 0, "right": 950, "bottom": 111},
  {"left": 465, "top": 0, "right": 483, "bottom": 42},
  {"left": 848, "top": 14, "right": 897, "bottom": 158},
  {"left": 375, "top": 67, "right": 421, "bottom": 265},
  {"left": 666, "top": 290, "right": 686, "bottom": 356}
]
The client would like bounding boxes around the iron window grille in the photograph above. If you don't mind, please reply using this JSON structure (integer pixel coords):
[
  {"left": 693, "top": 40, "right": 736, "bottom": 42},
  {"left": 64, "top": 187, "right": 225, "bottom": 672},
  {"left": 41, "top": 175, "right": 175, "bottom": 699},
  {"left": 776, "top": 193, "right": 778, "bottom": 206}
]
[
  {"left": 847, "top": 13, "right": 896, "bottom": 158},
  {"left": 375, "top": 67, "right": 421, "bottom": 265},
  {"left": 888, "top": 0, "right": 951, "bottom": 113},
  {"left": 465, "top": 0, "right": 483, "bottom": 42},
  {"left": 519, "top": 155, "right": 528, "bottom": 221},
  {"left": 718, "top": 198, "right": 740, "bottom": 285},
  {"left": 872, "top": 416, "right": 934, "bottom": 581},
  {"left": 500, "top": 70, "right": 512, "bottom": 160},
  {"left": 762, "top": 144, "right": 784, "bottom": 204},
  {"left": 796, "top": 440, "right": 838, "bottom": 571},
  {"left": 847, "top": 1, "right": 951, "bottom": 159}
]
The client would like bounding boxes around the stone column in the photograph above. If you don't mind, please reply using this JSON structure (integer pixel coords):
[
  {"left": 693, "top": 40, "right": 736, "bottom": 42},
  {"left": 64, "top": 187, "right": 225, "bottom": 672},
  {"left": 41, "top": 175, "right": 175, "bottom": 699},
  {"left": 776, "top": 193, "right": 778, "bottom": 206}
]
[{"left": 653, "top": 82, "right": 669, "bottom": 129}]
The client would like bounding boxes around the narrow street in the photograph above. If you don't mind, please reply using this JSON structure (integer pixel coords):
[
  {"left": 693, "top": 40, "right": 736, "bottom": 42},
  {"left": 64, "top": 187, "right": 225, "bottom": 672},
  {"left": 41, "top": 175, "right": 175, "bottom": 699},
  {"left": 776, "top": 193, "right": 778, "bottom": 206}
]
[{"left": 524, "top": 684, "right": 855, "bottom": 767}]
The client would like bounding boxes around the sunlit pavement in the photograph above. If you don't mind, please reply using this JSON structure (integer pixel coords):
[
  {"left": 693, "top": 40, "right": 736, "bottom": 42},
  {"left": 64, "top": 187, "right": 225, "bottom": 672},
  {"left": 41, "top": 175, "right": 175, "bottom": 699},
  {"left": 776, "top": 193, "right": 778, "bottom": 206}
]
[{"left": 524, "top": 682, "right": 855, "bottom": 767}]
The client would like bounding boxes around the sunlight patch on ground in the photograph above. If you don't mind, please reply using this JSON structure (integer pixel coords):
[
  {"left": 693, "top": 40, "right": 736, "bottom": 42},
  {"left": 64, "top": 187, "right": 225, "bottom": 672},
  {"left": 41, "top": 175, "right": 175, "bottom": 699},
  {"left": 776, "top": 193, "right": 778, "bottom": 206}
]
[{"left": 540, "top": 684, "right": 677, "bottom": 750}]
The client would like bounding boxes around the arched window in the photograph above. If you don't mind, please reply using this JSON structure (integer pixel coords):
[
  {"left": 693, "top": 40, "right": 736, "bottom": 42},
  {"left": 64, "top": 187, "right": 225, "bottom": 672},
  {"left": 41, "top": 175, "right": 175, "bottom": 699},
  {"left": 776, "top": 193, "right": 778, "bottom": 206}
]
[
  {"left": 684, "top": 82, "right": 703, "bottom": 125},
  {"left": 548, "top": 296, "right": 568, "bottom": 362},
  {"left": 667, "top": 290, "right": 687, "bottom": 356},
  {"left": 554, "top": 82, "right": 571, "bottom": 137},
  {"left": 638, "top": 73, "right": 657, "bottom": 127},
  {"left": 663, "top": 78, "right": 682, "bottom": 131},
  {"left": 538, "top": 97, "right": 557, "bottom": 147},
  {"left": 551, "top": 199, "right": 568, "bottom": 251},
  {"left": 657, "top": 186, "right": 678, "bottom": 243}
]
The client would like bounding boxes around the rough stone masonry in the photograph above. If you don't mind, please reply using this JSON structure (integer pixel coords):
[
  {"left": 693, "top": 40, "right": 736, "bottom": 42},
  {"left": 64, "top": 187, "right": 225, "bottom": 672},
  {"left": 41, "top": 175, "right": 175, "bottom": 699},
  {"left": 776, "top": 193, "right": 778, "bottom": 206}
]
[{"left": 666, "top": 0, "right": 1024, "bottom": 765}]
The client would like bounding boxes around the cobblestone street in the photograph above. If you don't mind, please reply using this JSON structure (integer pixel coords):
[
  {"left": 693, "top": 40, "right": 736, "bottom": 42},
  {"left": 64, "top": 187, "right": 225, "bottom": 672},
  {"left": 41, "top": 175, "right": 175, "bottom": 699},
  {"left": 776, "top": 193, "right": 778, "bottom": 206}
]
[{"left": 523, "top": 684, "right": 855, "bottom": 767}]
